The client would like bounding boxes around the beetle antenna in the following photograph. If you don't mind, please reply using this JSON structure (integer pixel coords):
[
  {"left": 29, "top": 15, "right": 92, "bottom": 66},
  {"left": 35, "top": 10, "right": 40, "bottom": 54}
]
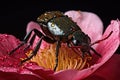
[{"left": 90, "top": 31, "right": 113, "bottom": 46}]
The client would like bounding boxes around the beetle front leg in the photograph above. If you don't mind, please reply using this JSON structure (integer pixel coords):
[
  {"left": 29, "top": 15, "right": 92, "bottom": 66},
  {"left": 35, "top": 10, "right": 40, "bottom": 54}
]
[
  {"left": 9, "top": 30, "right": 34, "bottom": 55},
  {"left": 23, "top": 33, "right": 36, "bottom": 51},
  {"left": 54, "top": 40, "right": 61, "bottom": 71},
  {"left": 21, "top": 36, "right": 44, "bottom": 64}
]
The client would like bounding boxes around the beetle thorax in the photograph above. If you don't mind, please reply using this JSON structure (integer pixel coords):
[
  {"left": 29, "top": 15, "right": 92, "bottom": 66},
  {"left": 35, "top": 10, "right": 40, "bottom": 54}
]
[{"left": 37, "top": 11, "right": 64, "bottom": 24}]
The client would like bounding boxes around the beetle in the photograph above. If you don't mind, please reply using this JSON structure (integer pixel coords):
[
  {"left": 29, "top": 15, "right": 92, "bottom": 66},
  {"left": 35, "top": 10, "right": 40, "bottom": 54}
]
[{"left": 9, "top": 11, "right": 112, "bottom": 71}]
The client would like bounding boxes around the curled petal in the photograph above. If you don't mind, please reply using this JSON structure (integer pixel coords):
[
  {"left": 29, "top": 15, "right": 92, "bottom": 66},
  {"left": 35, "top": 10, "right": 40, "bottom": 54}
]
[
  {"left": 26, "top": 21, "right": 43, "bottom": 34},
  {"left": 65, "top": 10, "right": 103, "bottom": 43}
]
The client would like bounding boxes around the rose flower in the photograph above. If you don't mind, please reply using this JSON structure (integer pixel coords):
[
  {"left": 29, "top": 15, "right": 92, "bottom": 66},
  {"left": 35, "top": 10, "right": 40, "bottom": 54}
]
[{"left": 0, "top": 10, "right": 119, "bottom": 80}]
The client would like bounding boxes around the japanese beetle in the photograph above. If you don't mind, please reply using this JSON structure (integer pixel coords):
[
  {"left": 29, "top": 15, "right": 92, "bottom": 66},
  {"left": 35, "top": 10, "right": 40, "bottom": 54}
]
[{"left": 9, "top": 11, "right": 112, "bottom": 71}]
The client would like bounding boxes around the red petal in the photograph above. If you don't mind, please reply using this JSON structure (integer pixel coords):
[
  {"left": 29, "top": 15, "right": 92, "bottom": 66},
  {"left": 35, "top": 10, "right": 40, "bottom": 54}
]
[
  {"left": 84, "top": 54, "right": 120, "bottom": 80},
  {"left": 0, "top": 34, "right": 20, "bottom": 54},
  {"left": 65, "top": 10, "right": 103, "bottom": 43},
  {"left": 0, "top": 34, "right": 27, "bottom": 67},
  {"left": 23, "top": 62, "right": 54, "bottom": 80},
  {"left": 0, "top": 71, "right": 42, "bottom": 80},
  {"left": 0, "top": 66, "right": 44, "bottom": 80},
  {"left": 0, "top": 62, "right": 47, "bottom": 80},
  {"left": 51, "top": 70, "right": 78, "bottom": 80}
]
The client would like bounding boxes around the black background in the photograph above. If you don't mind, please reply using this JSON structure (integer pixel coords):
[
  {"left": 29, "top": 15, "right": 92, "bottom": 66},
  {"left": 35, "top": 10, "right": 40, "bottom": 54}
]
[{"left": 0, "top": 0, "right": 119, "bottom": 53}]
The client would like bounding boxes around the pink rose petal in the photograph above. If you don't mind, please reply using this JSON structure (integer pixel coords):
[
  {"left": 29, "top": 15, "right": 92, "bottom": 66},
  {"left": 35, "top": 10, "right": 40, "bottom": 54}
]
[{"left": 65, "top": 10, "right": 103, "bottom": 43}]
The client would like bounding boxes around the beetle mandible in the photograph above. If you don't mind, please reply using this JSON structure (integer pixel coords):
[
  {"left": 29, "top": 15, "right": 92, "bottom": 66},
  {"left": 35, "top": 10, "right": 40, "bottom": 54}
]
[{"left": 9, "top": 11, "right": 113, "bottom": 71}]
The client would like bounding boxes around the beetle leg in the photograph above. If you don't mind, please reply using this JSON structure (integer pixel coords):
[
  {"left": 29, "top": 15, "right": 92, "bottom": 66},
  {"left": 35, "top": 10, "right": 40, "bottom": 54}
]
[
  {"left": 9, "top": 42, "right": 25, "bottom": 55},
  {"left": 9, "top": 30, "right": 34, "bottom": 55},
  {"left": 90, "top": 31, "right": 113, "bottom": 46},
  {"left": 33, "top": 29, "right": 56, "bottom": 43},
  {"left": 90, "top": 47, "right": 101, "bottom": 57},
  {"left": 82, "top": 51, "right": 92, "bottom": 59},
  {"left": 21, "top": 29, "right": 55, "bottom": 64},
  {"left": 88, "top": 51, "right": 92, "bottom": 57},
  {"left": 23, "top": 33, "right": 36, "bottom": 51},
  {"left": 21, "top": 29, "right": 45, "bottom": 63},
  {"left": 21, "top": 36, "right": 44, "bottom": 64},
  {"left": 54, "top": 40, "right": 61, "bottom": 71}
]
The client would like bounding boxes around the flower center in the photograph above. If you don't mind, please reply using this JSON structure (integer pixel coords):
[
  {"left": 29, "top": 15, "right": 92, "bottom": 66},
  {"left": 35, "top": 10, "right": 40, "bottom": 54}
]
[{"left": 26, "top": 43, "right": 92, "bottom": 72}]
